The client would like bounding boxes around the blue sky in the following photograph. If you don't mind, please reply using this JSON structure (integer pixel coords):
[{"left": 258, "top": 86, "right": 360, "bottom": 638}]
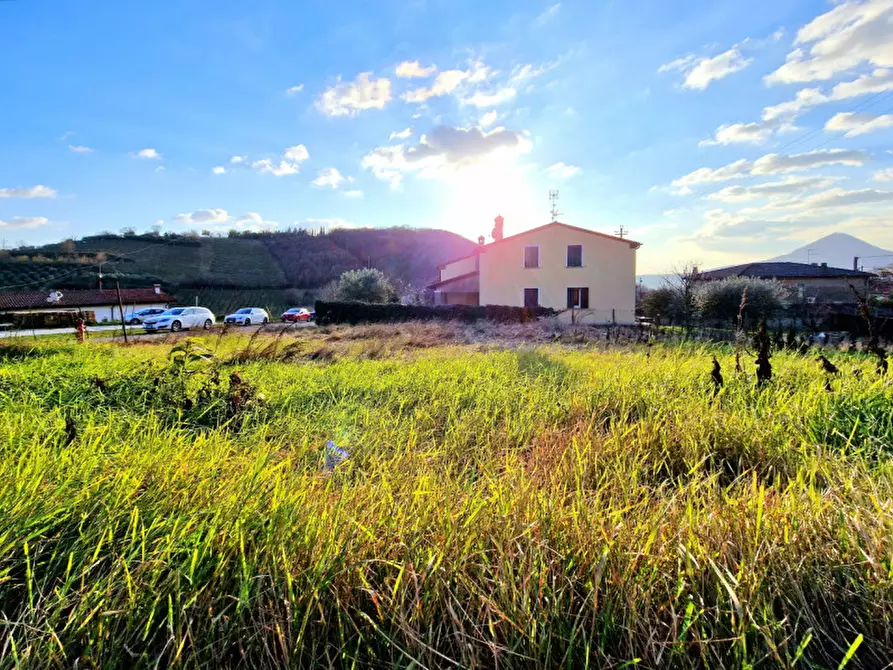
[{"left": 2, "top": 0, "right": 892, "bottom": 273}]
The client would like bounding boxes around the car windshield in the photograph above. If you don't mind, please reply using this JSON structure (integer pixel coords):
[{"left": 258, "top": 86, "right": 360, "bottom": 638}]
[
  {"left": 286, "top": 308, "right": 300, "bottom": 313},
  {"left": 236, "top": 309, "right": 252, "bottom": 314},
  {"left": 162, "top": 309, "right": 184, "bottom": 316}
]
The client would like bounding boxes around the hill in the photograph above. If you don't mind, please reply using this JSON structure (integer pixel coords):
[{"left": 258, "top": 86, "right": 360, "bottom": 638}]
[
  {"left": 768, "top": 232, "right": 893, "bottom": 271},
  {"left": 0, "top": 227, "right": 477, "bottom": 314}
]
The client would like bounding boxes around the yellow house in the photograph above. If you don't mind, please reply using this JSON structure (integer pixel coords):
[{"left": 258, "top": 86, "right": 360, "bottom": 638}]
[{"left": 429, "top": 219, "right": 641, "bottom": 324}]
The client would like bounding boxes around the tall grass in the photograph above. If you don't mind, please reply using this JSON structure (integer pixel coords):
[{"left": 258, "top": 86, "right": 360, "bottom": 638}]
[{"left": 0, "top": 327, "right": 891, "bottom": 668}]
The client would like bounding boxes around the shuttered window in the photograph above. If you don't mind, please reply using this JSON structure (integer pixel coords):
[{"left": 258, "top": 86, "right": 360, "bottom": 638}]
[
  {"left": 523, "top": 246, "right": 539, "bottom": 268},
  {"left": 567, "top": 245, "right": 583, "bottom": 267},
  {"left": 524, "top": 288, "right": 539, "bottom": 308}
]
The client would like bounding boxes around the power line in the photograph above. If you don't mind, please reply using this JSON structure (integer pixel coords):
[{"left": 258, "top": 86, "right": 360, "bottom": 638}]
[{"left": 774, "top": 89, "right": 893, "bottom": 155}]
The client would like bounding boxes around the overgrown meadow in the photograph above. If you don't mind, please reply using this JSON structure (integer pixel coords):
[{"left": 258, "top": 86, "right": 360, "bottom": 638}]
[{"left": 1, "top": 323, "right": 892, "bottom": 669}]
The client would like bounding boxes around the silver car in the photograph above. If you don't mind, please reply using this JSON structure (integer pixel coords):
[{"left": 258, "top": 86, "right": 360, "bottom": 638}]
[
  {"left": 143, "top": 307, "right": 215, "bottom": 332},
  {"left": 224, "top": 307, "right": 270, "bottom": 326}
]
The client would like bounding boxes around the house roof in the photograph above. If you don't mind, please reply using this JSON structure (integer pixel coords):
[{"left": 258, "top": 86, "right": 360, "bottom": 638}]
[
  {"left": 427, "top": 271, "right": 480, "bottom": 290},
  {"left": 695, "top": 262, "right": 874, "bottom": 281},
  {"left": 438, "top": 221, "right": 641, "bottom": 269},
  {"left": 0, "top": 288, "right": 173, "bottom": 311}
]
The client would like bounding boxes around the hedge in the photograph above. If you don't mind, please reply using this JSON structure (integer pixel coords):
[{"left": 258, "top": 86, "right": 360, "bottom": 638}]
[{"left": 315, "top": 301, "right": 558, "bottom": 325}]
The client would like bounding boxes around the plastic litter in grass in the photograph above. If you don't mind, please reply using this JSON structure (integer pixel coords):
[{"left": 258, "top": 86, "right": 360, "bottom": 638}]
[{"left": 324, "top": 440, "right": 349, "bottom": 471}]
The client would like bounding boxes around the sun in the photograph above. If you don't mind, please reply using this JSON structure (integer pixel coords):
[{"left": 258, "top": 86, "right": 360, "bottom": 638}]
[{"left": 436, "top": 148, "right": 544, "bottom": 241}]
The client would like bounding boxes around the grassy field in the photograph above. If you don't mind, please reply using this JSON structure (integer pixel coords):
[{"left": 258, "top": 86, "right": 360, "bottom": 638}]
[{"left": 1, "top": 323, "right": 891, "bottom": 668}]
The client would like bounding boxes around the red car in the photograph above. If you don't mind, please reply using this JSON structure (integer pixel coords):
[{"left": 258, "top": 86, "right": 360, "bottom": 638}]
[{"left": 281, "top": 307, "right": 313, "bottom": 322}]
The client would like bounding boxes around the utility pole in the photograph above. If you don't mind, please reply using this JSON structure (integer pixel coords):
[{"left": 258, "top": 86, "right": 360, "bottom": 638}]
[
  {"left": 115, "top": 280, "right": 129, "bottom": 344},
  {"left": 98, "top": 263, "right": 104, "bottom": 290}
]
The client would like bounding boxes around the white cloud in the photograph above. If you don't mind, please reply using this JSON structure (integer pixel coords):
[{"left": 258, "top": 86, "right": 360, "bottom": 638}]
[
  {"left": 671, "top": 149, "right": 868, "bottom": 194},
  {"left": 874, "top": 168, "right": 893, "bottom": 181},
  {"left": 831, "top": 68, "right": 893, "bottom": 98},
  {"left": 343, "top": 189, "right": 364, "bottom": 198},
  {"left": 174, "top": 209, "right": 230, "bottom": 226},
  {"left": 793, "top": 186, "right": 893, "bottom": 210},
  {"left": 660, "top": 48, "right": 752, "bottom": 90},
  {"left": 751, "top": 148, "right": 868, "bottom": 174},
  {"left": 462, "top": 87, "right": 517, "bottom": 107},
  {"left": 285, "top": 84, "right": 304, "bottom": 95},
  {"left": 510, "top": 60, "right": 561, "bottom": 83},
  {"left": 534, "top": 3, "right": 561, "bottom": 26},
  {"left": 403, "top": 70, "right": 468, "bottom": 103},
  {"left": 230, "top": 155, "right": 247, "bottom": 164},
  {"left": 396, "top": 61, "right": 437, "bottom": 78},
  {"left": 0, "top": 185, "right": 56, "bottom": 199},
  {"left": 133, "top": 148, "right": 161, "bottom": 160},
  {"left": 671, "top": 159, "right": 752, "bottom": 194},
  {"left": 316, "top": 72, "right": 392, "bottom": 117},
  {"left": 312, "top": 167, "right": 347, "bottom": 189},
  {"left": 467, "top": 60, "right": 495, "bottom": 84},
  {"left": 480, "top": 111, "right": 498, "bottom": 127},
  {"left": 705, "top": 176, "right": 839, "bottom": 202},
  {"left": 0, "top": 216, "right": 50, "bottom": 230},
  {"left": 252, "top": 144, "right": 309, "bottom": 176},
  {"left": 362, "top": 124, "right": 530, "bottom": 188},
  {"left": 252, "top": 159, "right": 299, "bottom": 176},
  {"left": 389, "top": 127, "right": 413, "bottom": 141},
  {"left": 766, "top": 0, "right": 893, "bottom": 85},
  {"left": 547, "top": 162, "right": 581, "bottom": 179},
  {"left": 825, "top": 111, "right": 893, "bottom": 136},
  {"left": 212, "top": 166, "right": 227, "bottom": 175},
  {"left": 233, "top": 212, "right": 278, "bottom": 231},
  {"left": 700, "top": 120, "right": 780, "bottom": 146},
  {"left": 68, "top": 144, "right": 94, "bottom": 153},
  {"left": 283, "top": 145, "right": 309, "bottom": 162}
]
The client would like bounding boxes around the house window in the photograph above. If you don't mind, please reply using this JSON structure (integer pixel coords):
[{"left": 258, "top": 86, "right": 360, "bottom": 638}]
[
  {"left": 524, "top": 245, "right": 539, "bottom": 268},
  {"left": 567, "top": 287, "right": 589, "bottom": 309},
  {"left": 523, "top": 288, "right": 539, "bottom": 308},
  {"left": 567, "top": 245, "right": 583, "bottom": 267}
]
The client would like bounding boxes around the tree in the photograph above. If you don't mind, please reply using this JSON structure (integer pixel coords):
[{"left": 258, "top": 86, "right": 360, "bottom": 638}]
[
  {"left": 640, "top": 287, "right": 677, "bottom": 325},
  {"left": 328, "top": 268, "right": 396, "bottom": 303},
  {"left": 664, "top": 262, "right": 699, "bottom": 329},
  {"left": 694, "top": 277, "right": 788, "bottom": 327}
]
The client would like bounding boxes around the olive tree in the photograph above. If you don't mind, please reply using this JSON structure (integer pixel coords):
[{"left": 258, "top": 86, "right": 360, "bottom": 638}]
[
  {"left": 327, "top": 268, "right": 396, "bottom": 303},
  {"left": 694, "top": 277, "right": 789, "bottom": 327}
]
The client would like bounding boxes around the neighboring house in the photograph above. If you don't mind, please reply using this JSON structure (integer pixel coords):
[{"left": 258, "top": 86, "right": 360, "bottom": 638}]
[
  {"left": 693, "top": 262, "right": 874, "bottom": 304},
  {"left": 0, "top": 285, "right": 173, "bottom": 323},
  {"left": 429, "top": 219, "right": 641, "bottom": 324}
]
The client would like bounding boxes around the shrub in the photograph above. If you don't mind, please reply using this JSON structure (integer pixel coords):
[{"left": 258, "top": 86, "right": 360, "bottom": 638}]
[
  {"left": 315, "top": 300, "right": 558, "bottom": 325},
  {"left": 328, "top": 268, "right": 396, "bottom": 303}
]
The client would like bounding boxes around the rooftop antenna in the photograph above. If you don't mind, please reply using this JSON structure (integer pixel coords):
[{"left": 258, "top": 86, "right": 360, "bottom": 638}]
[
  {"left": 549, "top": 190, "right": 560, "bottom": 222},
  {"left": 806, "top": 248, "right": 815, "bottom": 265},
  {"left": 615, "top": 225, "right": 628, "bottom": 239}
]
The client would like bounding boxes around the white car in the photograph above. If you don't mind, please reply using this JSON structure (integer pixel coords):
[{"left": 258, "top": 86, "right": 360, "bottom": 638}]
[
  {"left": 143, "top": 307, "right": 215, "bottom": 332},
  {"left": 224, "top": 307, "right": 270, "bottom": 326},
  {"left": 124, "top": 307, "right": 166, "bottom": 325}
]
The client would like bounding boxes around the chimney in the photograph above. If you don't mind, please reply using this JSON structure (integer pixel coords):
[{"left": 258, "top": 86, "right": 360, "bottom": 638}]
[
  {"left": 153, "top": 283, "right": 162, "bottom": 295},
  {"left": 820, "top": 262, "right": 827, "bottom": 269},
  {"left": 491, "top": 215, "right": 504, "bottom": 241},
  {"left": 691, "top": 265, "right": 698, "bottom": 276},
  {"left": 477, "top": 235, "right": 485, "bottom": 246}
]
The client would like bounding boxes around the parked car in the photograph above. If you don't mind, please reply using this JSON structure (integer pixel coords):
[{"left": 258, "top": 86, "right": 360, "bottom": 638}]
[
  {"left": 224, "top": 307, "right": 270, "bottom": 326},
  {"left": 124, "top": 307, "right": 166, "bottom": 325},
  {"left": 142, "top": 307, "right": 215, "bottom": 332},
  {"left": 281, "top": 307, "right": 314, "bottom": 322}
]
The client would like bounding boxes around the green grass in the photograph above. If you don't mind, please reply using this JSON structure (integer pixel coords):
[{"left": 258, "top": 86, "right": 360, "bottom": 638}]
[{"left": 0, "top": 324, "right": 891, "bottom": 668}]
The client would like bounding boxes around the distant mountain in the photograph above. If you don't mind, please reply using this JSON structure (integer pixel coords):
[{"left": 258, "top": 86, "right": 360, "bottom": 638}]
[{"left": 767, "top": 233, "right": 893, "bottom": 271}]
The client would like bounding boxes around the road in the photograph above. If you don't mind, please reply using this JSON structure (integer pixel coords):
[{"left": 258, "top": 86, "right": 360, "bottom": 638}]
[{"left": 0, "top": 322, "right": 315, "bottom": 340}]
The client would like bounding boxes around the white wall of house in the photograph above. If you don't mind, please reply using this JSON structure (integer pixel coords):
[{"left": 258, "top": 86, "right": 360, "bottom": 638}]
[
  {"left": 478, "top": 225, "right": 638, "bottom": 324},
  {"left": 439, "top": 255, "right": 479, "bottom": 281}
]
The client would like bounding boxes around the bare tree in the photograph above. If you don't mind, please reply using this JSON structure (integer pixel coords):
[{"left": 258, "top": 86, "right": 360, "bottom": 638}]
[{"left": 664, "top": 261, "right": 700, "bottom": 330}]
